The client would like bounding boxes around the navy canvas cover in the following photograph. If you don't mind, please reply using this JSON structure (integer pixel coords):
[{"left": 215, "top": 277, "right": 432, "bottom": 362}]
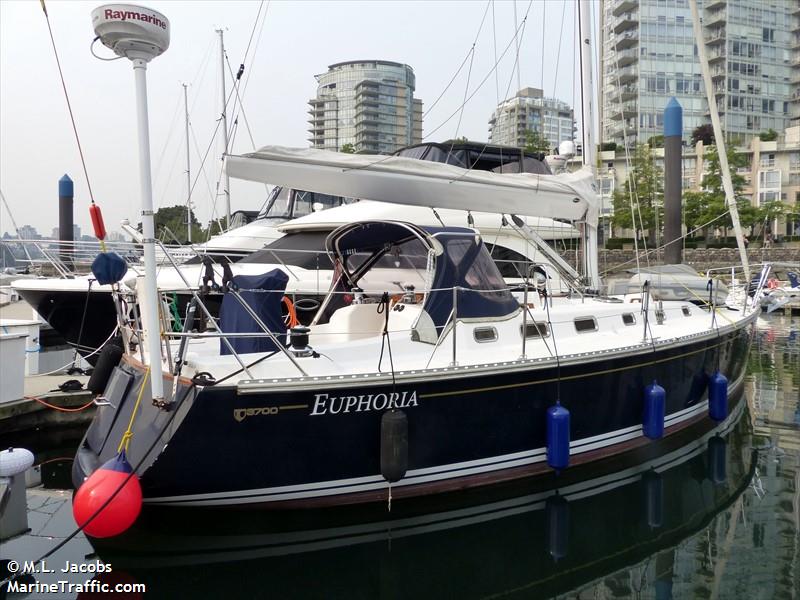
[
  {"left": 219, "top": 269, "right": 289, "bottom": 355},
  {"left": 424, "top": 231, "right": 519, "bottom": 334}
]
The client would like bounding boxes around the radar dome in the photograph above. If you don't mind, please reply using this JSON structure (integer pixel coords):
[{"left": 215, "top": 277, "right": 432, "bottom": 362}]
[{"left": 91, "top": 4, "right": 169, "bottom": 61}]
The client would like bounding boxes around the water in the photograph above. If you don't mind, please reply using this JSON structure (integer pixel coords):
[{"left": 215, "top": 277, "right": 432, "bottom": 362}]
[{"left": 3, "top": 314, "right": 798, "bottom": 599}]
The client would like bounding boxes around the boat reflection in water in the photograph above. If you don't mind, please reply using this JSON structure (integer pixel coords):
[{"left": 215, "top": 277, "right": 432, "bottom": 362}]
[{"left": 88, "top": 391, "right": 754, "bottom": 599}]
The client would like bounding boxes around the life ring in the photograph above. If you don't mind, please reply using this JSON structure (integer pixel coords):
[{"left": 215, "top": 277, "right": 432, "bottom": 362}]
[
  {"left": 767, "top": 278, "right": 779, "bottom": 290},
  {"left": 282, "top": 296, "right": 299, "bottom": 328}
]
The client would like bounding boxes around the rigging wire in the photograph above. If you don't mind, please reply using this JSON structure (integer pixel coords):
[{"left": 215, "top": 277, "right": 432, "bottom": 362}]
[
  {"left": 491, "top": 1, "right": 499, "bottom": 105},
  {"left": 513, "top": 0, "right": 522, "bottom": 92},
  {"left": 39, "top": 0, "right": 96, "bottom": 204},
  {"left": 423, "top": 0, "right": 491, "bottom": 121},
  {"left": 551, "top": 0, "right": 568, "bottom": 98},
  {"left": 239, "top": 1, "right": 271, "bottom": 100},
  {"left": 424, "top": 1, "right": 533, "bottom": 142},
  {"left": 539, "top": 0, "right": 545, "bottom": 90}
]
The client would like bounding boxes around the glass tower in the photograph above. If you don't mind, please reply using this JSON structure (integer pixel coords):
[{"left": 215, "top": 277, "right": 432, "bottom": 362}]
[
  {"left": 600, "top": 0, "right": 797, "bottom": 147},
  {"left": 308, "top": 60, "right": 423, "bottom": 154},
  {"left": 487, "top": 87, "right": 575, "bottom": 151}
]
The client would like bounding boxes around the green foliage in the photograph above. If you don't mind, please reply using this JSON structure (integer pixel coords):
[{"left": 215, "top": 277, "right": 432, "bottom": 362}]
[
  {"left": 340, "top": 143, "right": 355, "bottom": 154},
  {"left": 683, "top": 146, "right": 754, "bottom": 238},
  {"left": 758, "top": 129, "right": 778, "bottom": 142},
  {"left": 152, "top": 205, "right": 204, "bottom": 244},
  {"left": 600, "top": 142, "right": 617, "bottom": 152},
  {"left": 647, "top": 134, "right": 664, "bottom": 148},
  {"left": 691, "top": 124, "right": 714, "bottom": 146},
  {"left": 523, "top": 129, "right": 551, "bottom": 155},
  {"left": 611, "top": 144, "right": 663, "bottom": 239}
]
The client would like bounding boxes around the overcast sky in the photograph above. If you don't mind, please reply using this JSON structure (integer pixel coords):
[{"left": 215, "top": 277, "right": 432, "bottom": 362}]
[{"left": 0, "top": 0, "right": 597, "bottom": 237}]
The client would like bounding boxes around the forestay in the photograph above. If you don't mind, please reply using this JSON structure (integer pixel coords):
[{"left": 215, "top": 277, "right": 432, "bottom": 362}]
[{"left": 227, "top": 147, "right": 600, "bottom": 226}]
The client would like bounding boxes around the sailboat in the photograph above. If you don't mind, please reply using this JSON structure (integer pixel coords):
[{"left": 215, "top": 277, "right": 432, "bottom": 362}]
[{"left": 72, "top": 0, "right": 760, "bottom": 511}]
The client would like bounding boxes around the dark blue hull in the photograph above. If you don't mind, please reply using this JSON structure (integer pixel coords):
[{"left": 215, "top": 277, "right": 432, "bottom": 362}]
[{"left": 73, "top": 318, "right": 754, "bottom": 507}]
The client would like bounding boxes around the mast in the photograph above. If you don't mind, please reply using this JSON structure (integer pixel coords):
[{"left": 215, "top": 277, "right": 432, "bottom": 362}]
[
  {"left": 183, "top": 83, "right": 192, "bottom": 243},
  {"left": 216, "top": 28, "right": 231, "bottom": 230},
  {"left": 132, "top": 58, "right": 165, "bottom": 402},
  {"left": 689, "top": 0, "right": 750, "bottom": 280},
  {"left": 578, "top": 0, "right": 600, "bottom": 290}
]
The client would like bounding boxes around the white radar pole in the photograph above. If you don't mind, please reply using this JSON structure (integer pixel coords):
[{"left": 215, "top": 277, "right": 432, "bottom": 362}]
[{"left": 92, "top": 4, "right": 170, "bottom": 402}]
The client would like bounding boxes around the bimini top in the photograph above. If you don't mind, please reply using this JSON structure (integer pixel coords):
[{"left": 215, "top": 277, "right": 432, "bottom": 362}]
[
  {"left": 226, "top": 146, "right": 599, "bottom": 226},
  {"left": 393, "top": 141, "right": 551, "bottom": 174},
  {"left": 325, "top": 221, "right": 520, "bottom": 333}
]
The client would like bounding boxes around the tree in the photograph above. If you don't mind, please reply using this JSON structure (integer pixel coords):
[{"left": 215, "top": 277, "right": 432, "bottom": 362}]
[
  {"left": 647, "top": 134, "right": 664, "bottom": 148},
  {"left": 758, "top": 129, "right": 778, "bottom": 142},
  {"left": 691, "top": 124, "right": 714, "bottom": 146},
  {"left": 340, "top": 143, "right": 355, "bottom": 154},
  {"left": 682, "top": 145, "right": 751, "bottom": 242},
  {"left": 611, "top": 144, "right": 663, "bottom": 242},
  {"left": 600, "top": 142, "right": 618, "bottom": 152},
  {"left": 523, "top": 129, "right": 551, "bottom": 155},
  {"left": 138, "top": 205, "right": 204, "bottom": 244}
]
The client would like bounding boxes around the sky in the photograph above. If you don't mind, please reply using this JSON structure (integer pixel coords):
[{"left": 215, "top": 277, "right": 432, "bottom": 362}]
[{"left": 0, "top": 0, "right": 598, "bottom": 238}]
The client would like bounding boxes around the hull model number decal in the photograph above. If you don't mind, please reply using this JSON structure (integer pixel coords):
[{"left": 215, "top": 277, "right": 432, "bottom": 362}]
[{"left": 311, "top": 391, "right": 418, "bottom": 416}]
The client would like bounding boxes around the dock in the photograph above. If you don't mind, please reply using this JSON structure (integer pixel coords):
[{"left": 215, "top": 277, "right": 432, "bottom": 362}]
[{"left": 1, "top": 298, "right": 95, "bottom": 435}]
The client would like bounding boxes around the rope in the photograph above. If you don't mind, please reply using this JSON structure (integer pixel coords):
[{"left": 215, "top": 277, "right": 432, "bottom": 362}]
[
  {"left": 39, "top": 1, "right": 95, "bottom": 205},
  {"left": 117, "top": 368, "right": 150, "bottom": 453},
  {"left": 69, "top": 279, "right": 94, "bottom": 372},
  {"left": 24, "top": 396, "right": 95, "bottom": 412},
  {"left": 0, "top": 382, "right": 197, "bottom": 590}
]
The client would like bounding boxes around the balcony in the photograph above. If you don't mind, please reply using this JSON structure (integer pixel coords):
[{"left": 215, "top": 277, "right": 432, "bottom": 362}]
[
  {"left": 792, "top": 35, "right": 800, "bottom": 50},
  {"left": 615, "top": 29, "right": 639, "bottom": 50},
  {"left": 708, "top": 47, "right": 726, "bottom": 63},
  {"left": 616, "top": 64, "right": 638, "bottom": 84},
  {"left": 705, "top": 29, "right": 726, "bottom": 45},
  {"left": 612, "top": 0, "right": 637, "bottom": 16},
  {"left": 616, "top": 47, "right": 639, "bottom": 67},
  {"left": 705, "top": 0, "right": 726, "bottom": 9},
  {"left": 704, "top": 9, "right": 726, "bottom": 29},
  {"left": 611, "top": 83, "right": 638, "bottom": 103},
  {"left": 710, "top": 65, "right": 726, "bottom": 79},
  {"left": 609, "top": 101, "right": 638, "bottom": 120},
  {"left": 613, "top": 13, "right": 638, "bottom": 35}
]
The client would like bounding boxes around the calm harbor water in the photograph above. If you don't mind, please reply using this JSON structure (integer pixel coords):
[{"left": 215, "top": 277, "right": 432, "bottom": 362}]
[{"left": 3, "top": 314, "right": 798, "bottom": 599}]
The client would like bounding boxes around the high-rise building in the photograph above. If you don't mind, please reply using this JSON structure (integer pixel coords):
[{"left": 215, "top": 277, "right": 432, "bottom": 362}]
[
  {"left": 308, "top": 60, "right": 423, "bottom": 154},
  {"left": 600, "top": 0, "right": 797, "bottom": 147},
  {"left": 487, "top": 87, "right": 575, "bottom": 150}
]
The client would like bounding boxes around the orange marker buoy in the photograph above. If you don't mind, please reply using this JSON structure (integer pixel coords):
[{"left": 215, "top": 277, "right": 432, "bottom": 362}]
[{"left": 72, "top": 451, "right": 142, "bottom": 538}]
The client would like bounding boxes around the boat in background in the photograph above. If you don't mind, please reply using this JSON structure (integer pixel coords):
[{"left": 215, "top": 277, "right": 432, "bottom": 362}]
[
  {"left": 606, "top": 264, "right": 729, "bottom": 306},
  {"left": 11, "top": 141, "right": 578, "bottom": 361}
]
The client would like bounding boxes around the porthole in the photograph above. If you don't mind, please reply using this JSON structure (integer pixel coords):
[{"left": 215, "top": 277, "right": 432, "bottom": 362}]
[
  {"left": 474, "top": 326, "right": 498, "bottom": 343},
  {"left": 521, "top": 322, "right": 550, "bottom": 338},
  {"left": 622, "top": 313, "right": 636, "bottom": 326},
  {"left": 574, "top": 317, "right": 598, "bottom": 333}
]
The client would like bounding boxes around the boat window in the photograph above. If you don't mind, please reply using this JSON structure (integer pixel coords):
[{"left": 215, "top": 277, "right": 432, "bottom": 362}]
[
  {"left": 484, "top": 244, "right": 533, "bottom": 279},
  {"left": 521, "top": 322, "right": 550, "bottom": 338},
  {"left": 622, "top": 313, "right": 636, "bottom": 326},
  {"left": 473, "top": 326, "right": 498, "bottom": 343},
  {"left": 574, "top": 317, "right": 598, "bottom": 333},
  {"left": 257, "top": 187, "right": 355, "bottom": 221},
  {"left": 682, "top": 306, "right": 691, "bottom": 316},
  {"left": 292, "top": 190, "right": 355, "bottom": 219},
  {"left": 238, "top": 232, "right": 332, "bottom": 269}
]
